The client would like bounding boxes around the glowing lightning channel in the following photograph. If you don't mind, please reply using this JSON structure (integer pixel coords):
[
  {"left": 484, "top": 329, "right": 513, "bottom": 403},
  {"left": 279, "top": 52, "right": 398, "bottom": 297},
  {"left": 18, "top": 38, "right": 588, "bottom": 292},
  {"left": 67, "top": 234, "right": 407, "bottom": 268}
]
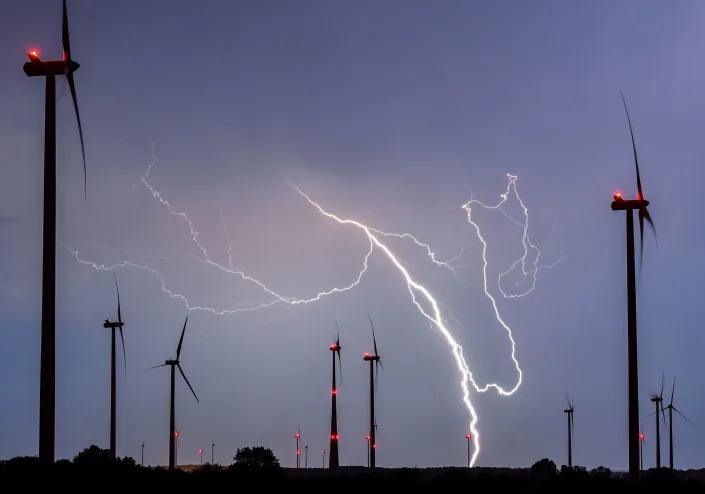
[
  {"left": 291, "top": 185, "right": 532, "bottom": 467},
  {"left": 464, "top": 174, "right": 564, "bottom": 297},
  {"left": 72, "top": 151, "right": 558, "bottom": 466}
]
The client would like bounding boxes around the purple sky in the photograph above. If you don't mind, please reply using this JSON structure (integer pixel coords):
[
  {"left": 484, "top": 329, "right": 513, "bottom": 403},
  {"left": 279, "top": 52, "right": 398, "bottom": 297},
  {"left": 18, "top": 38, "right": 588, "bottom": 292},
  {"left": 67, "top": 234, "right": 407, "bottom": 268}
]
[{"left": 1, "top": 0, "right": 705, "bottom": 470}]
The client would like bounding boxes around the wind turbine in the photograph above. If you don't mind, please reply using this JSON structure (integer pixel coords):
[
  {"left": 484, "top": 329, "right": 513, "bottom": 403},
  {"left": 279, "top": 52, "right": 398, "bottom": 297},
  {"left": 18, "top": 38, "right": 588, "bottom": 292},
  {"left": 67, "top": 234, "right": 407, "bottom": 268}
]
[
  {"left": 363, "top": 313, "right": 383, "bottom": 468},
  {"left": 648, "top": 375, "right": 667, "bottom": 468},
  {"left": 102, "top": 274, "right": 127, "bottom": 460},
  {"left": 329, "top": 321, "right": 342, "bottom": 469},
  {"left": 611, "top": 92, "right": 657, "bottom": 481},
  {"left": 23, "top": 0, "right": 88, "bottom": 465},
  {"left": 639, "top": 429, "right": 645, "bottom": 471},
  {"left": 150, "top": 317, "right": 199, "bottom": 470},
  {"left": 295, "top": 428, "right": 301, "bottom": 468},
  {"left": 563, "top": 394, "right": 575, "bottom": 468},
  {"left": 663, "top": 377, "right": 693, "bottom": 470}
]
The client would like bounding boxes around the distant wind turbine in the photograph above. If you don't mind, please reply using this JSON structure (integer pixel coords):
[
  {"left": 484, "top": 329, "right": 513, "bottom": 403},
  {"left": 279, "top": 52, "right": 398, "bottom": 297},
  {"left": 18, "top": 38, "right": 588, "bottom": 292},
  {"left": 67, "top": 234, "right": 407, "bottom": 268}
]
[
  {"left": 611, "top": 92, "right": 657, "bottom": 481},
  {"left": 663, "top": 377, "right": 693, "bottom": 470},
  {"left": 149, "top": 317, "right": 199, "bottom": 470},
  {"left": 648, "top": 375, "right": 667, "bottom": 468},
  {"left": 295, "top": 427, "right": 301, "bottom": 468},
  {"left": 102, "top": 274, "right": 127, "bottom": 460},
  {"left": 563, "top": 394, "right": 575, "bottom": 468},
  {"left": 23, "top": 0, "right": 88, "bottom": 465},
  {"left": 329, "top": 320, "right": 342, "bottom": 469},
  {"left": 363, "top": 313, "right": 383, "bottom": 468}
]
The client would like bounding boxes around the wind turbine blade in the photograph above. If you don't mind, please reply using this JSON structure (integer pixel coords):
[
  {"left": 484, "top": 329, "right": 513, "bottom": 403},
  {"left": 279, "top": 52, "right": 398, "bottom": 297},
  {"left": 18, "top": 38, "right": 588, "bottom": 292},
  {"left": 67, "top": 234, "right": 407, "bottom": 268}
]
[
  {"left": 119, "top": 327, "right": 126, "bottom": 378},
  {"left": 337, "top": 349, "right": 342, "bottom": 387},
  {"left": 66, "top": 71, "right": 87, "bottom": 202},
  {"left": 177, "top": 316, "right": 188, "bottom": 359},
  {"left": 147, "top": 363, "right": 168, "bottom": 369},
  {"left": 565, "top": 393, "right": 571, "bottom": 409},
  {"left": 62, "top": 0, "right": 71, "bottom": 62},
  {"left": 620, "top": 91, "right": 643, "bottom": 201},
  {"left": 670, "top": 377, "right": 676, "bottom": 407},
  {"left": 62, "top": 0, "right": 87, "bottom": 201},
  {"left": 638, "top": 208, "right": 645, "bottom": 275},
  {"left": 374, "top": 361, "right": 380, "bottom": 397},
  {"left": 177, "top": 364, "right": 199, "bottom": 402},
  {"left": 113, "top": 273, "right": 122, "bottom": 325},
  {"left": 660, "top": 402, "right": 667, "bottom": 425},
  {"left": 660, "top": 373, "right": 665, "bottom": 399},
  {"left": 334, "top": 318, "right": 342, "bottom": 384},
  {"left": 368, "top": 312, "right": 379, "bottom": 357},
  {"left": 672, "top": 407, "right": 694, "bottom": 425}
]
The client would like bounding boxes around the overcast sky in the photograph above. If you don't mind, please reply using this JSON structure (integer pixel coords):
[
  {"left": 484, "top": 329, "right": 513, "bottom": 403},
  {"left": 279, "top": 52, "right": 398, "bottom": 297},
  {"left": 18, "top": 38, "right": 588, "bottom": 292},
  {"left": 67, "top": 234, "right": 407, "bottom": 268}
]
[{"left": 2, "top": 0, "right": 705, "bottom": 471}]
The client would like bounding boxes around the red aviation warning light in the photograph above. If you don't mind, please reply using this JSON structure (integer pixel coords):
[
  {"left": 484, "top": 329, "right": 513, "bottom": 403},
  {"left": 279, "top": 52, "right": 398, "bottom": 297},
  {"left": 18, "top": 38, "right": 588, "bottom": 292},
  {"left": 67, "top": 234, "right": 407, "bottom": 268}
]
[
  {"left": 28, "top": 49, "right": 40, "bottom": 62},
  {"left": 639, "top": 433, "right": 645, "bottom": 440},
  {"left": 613, "top": 191, "right": 623, "bottom": 201},
  {"left": 198, "top": 448, "right": 203, "bottom": 454},
  {"left": 466, "top": 434, "right": 472, "bottom": 440}
]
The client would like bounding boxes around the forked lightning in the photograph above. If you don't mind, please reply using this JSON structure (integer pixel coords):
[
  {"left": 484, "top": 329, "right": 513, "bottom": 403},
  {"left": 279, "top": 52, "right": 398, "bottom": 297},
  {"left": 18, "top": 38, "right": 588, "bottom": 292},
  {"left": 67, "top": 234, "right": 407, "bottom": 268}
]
[{"left": 70, "top": 153, "right": 560, "bottom": 465}]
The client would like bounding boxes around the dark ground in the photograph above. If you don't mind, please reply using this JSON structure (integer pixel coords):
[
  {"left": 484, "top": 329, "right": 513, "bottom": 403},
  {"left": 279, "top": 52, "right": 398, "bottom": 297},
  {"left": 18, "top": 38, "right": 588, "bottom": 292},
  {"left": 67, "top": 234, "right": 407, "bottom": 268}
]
[{"left": 2, "top": 456, "right": 705, "bottom": 493}]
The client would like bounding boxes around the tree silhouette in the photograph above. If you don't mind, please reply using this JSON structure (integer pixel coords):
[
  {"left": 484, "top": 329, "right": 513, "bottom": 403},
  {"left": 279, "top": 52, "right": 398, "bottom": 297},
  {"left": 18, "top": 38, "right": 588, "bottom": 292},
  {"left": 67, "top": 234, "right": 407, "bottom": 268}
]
[
  {"left": 530, "top": 458, "right": 558, "bottom": 480},
  {"left": 232, "top": 446, "right": 280, "bottom": 469},
  {"left": 73, "top": 445, "right": 112, "bottom": 466},
  {"left": 72, "top": 445, "right": 137, "bottom": 470}
]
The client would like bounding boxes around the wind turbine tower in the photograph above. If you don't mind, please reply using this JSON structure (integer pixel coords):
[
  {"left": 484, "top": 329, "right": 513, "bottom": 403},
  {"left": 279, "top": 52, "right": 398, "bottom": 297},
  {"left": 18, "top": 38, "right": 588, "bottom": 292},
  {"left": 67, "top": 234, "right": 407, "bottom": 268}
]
[
  {"left": 149, "top": 317, "right": 199, "bottom": 470},
  {"left": 23, "top": 0, "right": 88, "bottom": 465},
  {"left": 611, "top": 92, "right": 657, "bottom": 481},
  {"left": 363, "top": 314, "right": 383, "bottom": 468},
  {"left": 329, "top": 322, "right": 342, "bottom": 468},
  {"left": 102, "top": 274, "right": 127, "bottom": 460},
  {"left": 564, "top": 395, "right": 575, "bottom": 468}
]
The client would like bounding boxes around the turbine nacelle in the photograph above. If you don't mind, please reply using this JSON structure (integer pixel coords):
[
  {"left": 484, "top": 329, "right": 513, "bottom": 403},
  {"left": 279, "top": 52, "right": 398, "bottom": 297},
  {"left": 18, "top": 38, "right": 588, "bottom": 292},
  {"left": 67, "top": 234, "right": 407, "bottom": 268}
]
[
  {"left": 165, "top": 359, "right": 178, "bottom": 366},
  {"left": 363, "top": 353, "right": 380, "bottom": 361},
  {"left": 23, "top": 57, "right": 80, "bottom": 77},
  {"left": 330, "top": 344, "right": 340, "bottom": 351},
  {"left": 103, "top": 320, "right": 124, "bottom": 329}
]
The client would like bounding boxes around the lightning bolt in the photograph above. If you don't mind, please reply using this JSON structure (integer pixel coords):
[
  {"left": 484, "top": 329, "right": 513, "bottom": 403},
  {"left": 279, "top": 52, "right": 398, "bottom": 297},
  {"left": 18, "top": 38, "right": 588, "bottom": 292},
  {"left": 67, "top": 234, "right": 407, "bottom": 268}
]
[{"left": 70, "top": 149, "right": 560, "bottom": 466}]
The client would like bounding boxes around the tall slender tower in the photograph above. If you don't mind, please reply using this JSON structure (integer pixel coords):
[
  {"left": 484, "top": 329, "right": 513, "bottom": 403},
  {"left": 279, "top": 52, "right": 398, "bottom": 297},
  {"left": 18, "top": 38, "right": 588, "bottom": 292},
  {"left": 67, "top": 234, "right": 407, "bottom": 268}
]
[{"left": 329, "top": 330, "right": 341, "bottom": 468}]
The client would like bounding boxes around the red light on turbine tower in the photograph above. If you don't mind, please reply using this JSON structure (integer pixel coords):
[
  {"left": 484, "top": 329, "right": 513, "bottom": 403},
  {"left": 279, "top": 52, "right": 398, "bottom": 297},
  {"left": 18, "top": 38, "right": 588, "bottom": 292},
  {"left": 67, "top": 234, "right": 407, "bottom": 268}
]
[
  {"left": 364, "top": 352, "right": 370, "bottom": 357},
  {"left": 295, "top": 433, "right": 300, "bottom": 439},
  {"left": 466, "top": 434, "right": 472, "bottom": 440},
  {"left": 198, "top": 448, "right": 203, "bottom": 454},
  {"left": 639, "top": 433, "right": 645, "bottom": 440},
  {"left": 614, "top": 191, "right": 623, "bottom": 201}
]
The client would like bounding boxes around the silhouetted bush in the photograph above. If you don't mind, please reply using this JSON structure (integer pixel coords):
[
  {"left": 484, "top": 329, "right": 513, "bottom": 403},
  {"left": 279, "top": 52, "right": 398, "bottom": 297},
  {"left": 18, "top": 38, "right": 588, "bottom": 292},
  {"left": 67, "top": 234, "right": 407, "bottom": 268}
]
[
  {"left": 590, "top": 465, "right": 612, "bottom": 479},
  {"left": 231, "top": 446, "right": 280, "bottom": 469},
  {"left": 531, "top": 458, "right": 558, "bottom": 480}
]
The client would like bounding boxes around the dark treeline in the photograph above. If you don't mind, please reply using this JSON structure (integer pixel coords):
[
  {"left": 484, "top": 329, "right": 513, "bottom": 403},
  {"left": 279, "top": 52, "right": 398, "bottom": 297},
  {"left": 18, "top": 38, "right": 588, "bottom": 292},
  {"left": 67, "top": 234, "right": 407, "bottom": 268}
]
[{"left": 1, "top": 447, "right": 703, "bottom": 492}]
